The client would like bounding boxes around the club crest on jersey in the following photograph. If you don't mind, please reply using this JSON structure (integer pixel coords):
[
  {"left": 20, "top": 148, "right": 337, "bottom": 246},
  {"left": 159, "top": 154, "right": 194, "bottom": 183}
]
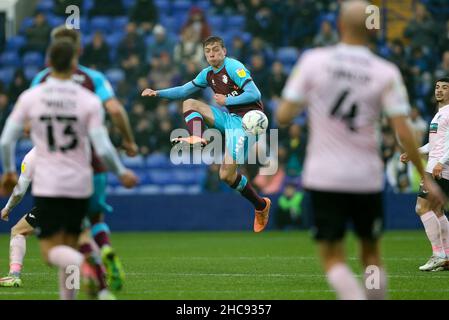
[
  {"left": 430, "top": 123, "right": 438, "bottom": 133},
  {"left": 236, "top": 68, "right": 246, "bottom": 78},
  {"left": 212, "top": 79, "right": 216, "bottom": 86},
  {"left": 222, "top": 75, "right": 228, "bottom": 84}
]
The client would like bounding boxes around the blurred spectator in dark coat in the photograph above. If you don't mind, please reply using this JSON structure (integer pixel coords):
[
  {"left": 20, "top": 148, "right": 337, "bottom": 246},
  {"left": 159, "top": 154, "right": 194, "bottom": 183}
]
[
  {"left": 118, "top": 22, "right": 146, "bottom": 64},
  {"left": 181, "top": 7, "right": 211, "bottom": 42},
  {"left": 81, "top": 31, "right": 111, "bottom": 71},
  {"left": 8, "top": 69, "right": 29, "bottom": 104},
  {"left": 404, "top": 3, "right": 438, "bottom": 51},
  {"left": 313, "top": 20, "right": 339, "bottom": 47},
  {"left": 268, "top": 61, "right": 287, "bottom": 100},
  {"left": 21, "top": 12, "right": 51, "bottom": 55},
  {"left": 89, "top": 0, "right": 124, "bottom": 17},
  {"left": 129, "top": 0, "right": 158, "bottom": 34},
  {"left": 146, "top": 25, "right": 176, "bottom": 64}
]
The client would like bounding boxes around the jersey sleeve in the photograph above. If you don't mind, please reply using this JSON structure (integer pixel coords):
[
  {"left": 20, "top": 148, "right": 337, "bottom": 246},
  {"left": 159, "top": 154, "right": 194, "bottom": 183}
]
[
  {"left": 92, "top": 71, "right": 116, "bottom": 103},
  {"left": 192, "top": 68, "right": 209, "bottom": 89},
  {"left": 281, "top": 52, "right": 312, "bottom": 104},
  {"left": 227, "top": 59, "right": 252, "bottom": 89},
  {"left": 381, "top": 66, "right": 410, "bottom": 117}
]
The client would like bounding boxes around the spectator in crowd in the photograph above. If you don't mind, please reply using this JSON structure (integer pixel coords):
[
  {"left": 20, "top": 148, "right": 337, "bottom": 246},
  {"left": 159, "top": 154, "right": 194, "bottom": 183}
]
[
  {"left": 129, "top": 0, "right": 158, "bottom": 35},
  {"left": 404, "top": 3, "right": 438, "bottom": 51},
  {"left": 210, "top": 0, "right": 237, "bottom": 15},
  {"left": 268, "top": 61, "right": 287, "bottom": 100},
  {"left": 54, "top": 0, "right": 83, "bottom": 16},
  {"left": 8, "top": 69, "right": 29, "bottom": 104},
  {"left": 129, "top": 102, "right": 147, "bottom": 128},
  {"left": 410, "top": 107, "right": 428, "bottom": 145},
  {"left": 438, "top": 20, "right": 449, "bottom": 55},
  {"left": 434, "top": 50, "right": 449, "bottom": 79},
  {"left": 289, "top": 0, "right": 319, "bottom": 48},
  {"left": 89, "top": 0, "right": 124, "bottom": 17},
  {"left": 152, "top": 119, "right": 173, "bottom": 154},
  {"left": 118, "top": 22, "right": 146, "bottom": 64},
  {"left": 0, "top": 81, "right": 10, "bottom": 133},
  {"left": 246, "top": 6, "right": 281, "bottom": 46},
  {"left": 121, "top": 53, "right": 148, "bottom": 83},
  {"left": 275, "top": 183, "right": 304, "bottom": 230},
  {"left": 146, "top": 25, "right": 176, "bottom": 65},
  {"left": 173, "top": 26, "right": 205, "bottom": 68},
  {"left": 249, "top": 54, "right": 270, "bottom": 99},
  {"left": 149, "top": 52, "right": 178, "bottom": 90},
  {"left": 134, "top": 118, "right": 153, "bottom": 156},
  {"left": 228, "top": 35, "right": 248, "bottom": 62},
  {"left": 247, "top": 37, "right": 273, "bottom": 66},
  {"left": 181, "top": 7, "right": 211, "bottom": 42},
  {"left": 313, "top": 20, "right": 339, "bottom": 47},
  {"left": 21, "top": 12, "right": 51, "bottom": 55},
  {"left": 81, "top": 31, "right": 111, "bottom": 71},
  {"left": 282, "top": 124, "right": 306, "bottom": 177}
]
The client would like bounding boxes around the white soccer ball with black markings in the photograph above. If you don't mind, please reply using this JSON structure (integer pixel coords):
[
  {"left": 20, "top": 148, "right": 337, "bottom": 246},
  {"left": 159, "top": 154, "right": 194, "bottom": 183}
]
[{"left": 242, "top": 110, "right": 268, "bottom": 135}]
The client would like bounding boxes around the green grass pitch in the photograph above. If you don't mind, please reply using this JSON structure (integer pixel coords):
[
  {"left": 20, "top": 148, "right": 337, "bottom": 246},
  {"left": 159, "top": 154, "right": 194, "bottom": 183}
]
[{"left": 0, "top": 230, "right": 448, "bottom": 300}]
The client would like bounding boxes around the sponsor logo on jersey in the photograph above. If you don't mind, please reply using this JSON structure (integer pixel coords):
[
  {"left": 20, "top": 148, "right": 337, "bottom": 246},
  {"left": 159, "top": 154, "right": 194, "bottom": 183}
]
[
  {"left": 236, "top": 68, "right": 246, "bottom": 78},
  {"left": 430, "top": 123, "right": 438, "bottom": 133}
]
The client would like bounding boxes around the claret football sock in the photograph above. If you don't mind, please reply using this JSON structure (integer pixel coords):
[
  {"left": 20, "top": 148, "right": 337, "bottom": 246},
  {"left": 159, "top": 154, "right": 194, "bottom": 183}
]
[
  {"left": 92, "top": 222, "right": 111, "bottom": 249},
  {"left": 184, "top": 110, "right": 205, "bottom": 137},
  {"left": 230, "top": 173, "right": 266, "bottom": 210},
  {"left": 79, "top": 243, "right": 107, "bottom": 291}
]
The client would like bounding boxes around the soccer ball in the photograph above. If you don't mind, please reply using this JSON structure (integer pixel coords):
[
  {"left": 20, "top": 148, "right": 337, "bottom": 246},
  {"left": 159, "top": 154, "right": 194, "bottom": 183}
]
[{"left": 242, "top": 110, "right": 268, "bottom": 135}]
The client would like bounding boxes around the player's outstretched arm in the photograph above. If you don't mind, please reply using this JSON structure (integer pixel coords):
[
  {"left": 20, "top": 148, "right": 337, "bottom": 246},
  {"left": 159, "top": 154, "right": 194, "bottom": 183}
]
[
  {"left": 391, "top": 116, "right": 446, "bottom": 208},
  {"left": 141, "top": 82, "right": 200, "bottom": 100},
  {"left": 89, "top": 126, "right": 138, "bottom": 188},
  {"left": 104, "top": 98, "right": 138, "bottom": 157},
  {"left": 1, "top": 175, "right": 31, "bottom": 221}
]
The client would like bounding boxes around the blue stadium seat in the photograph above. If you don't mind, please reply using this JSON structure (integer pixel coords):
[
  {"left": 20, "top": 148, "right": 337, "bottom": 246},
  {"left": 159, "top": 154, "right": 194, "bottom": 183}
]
[
  {"left": 20, "top": 17, "right": 34, "bottom": 32},
  {"left": 46, "top": 15, "right": 65, "bottom": 28},
  {"left": 24, "top": 66, "right": 41, "bottom": 81},
  {"left": 36, "top": 0, "right": 55, "bottom": 13},
  {"left": 186, "top": 185, "right": 202, "bottom": 194},
  {"left": 208, "top": 15, "right": 224, "bottom": 32},
  {"left": 144, "top": 35, "right": 155, "bottom": 47},
  {"left": 107, "top": 172, "right": 121, "bottom": 187},
  {"left": 138, "top": 184, "right": 162, "bottom": 195},
  {"left": 227, "top": 15, "right": 245, "bottom": 30},
  {"left": 81, "top": 33, "right": 93, "bottom": 47},
  {"left": 22, "top": 52, "right": 44, "bottom": 67},
  {"left": 196, "top": 0, "right": 210, "bottom": 13},
  {"left": 172, "top": 12, "right": 188, "bottom": 32},
  {"left": 112, "top": 186, "right": 138, "bottom": 195},
  {"left": 83, "top": 0, "right": 94, "bottom": 13},
  {"left": 104, "top": 32, "right": 124, "bottom": 49},
  {"left": 105, "top": 68, "right": 125, "bottom": 87},
  {"left": 90, "top": 16, "right": 112, "bottom": 33},
  {"left": 121, "top": 154, "right": 145, "bottom": 169},
  {"left": 148, "top": 169, "right": 174, "bottom": 184},
  {"left": 172, "top": 0, "right": 191, "bottom": 15},
  {"left": 6, "top": 36, "right": 26, "bottom": 51},
  {"left": 0, "top": 67, "right": 15, "bottom": 85},
  {"left": 122, "top": 0, "right": 136, "bottom": 10},
  {"left": 145, "top": 153, "right": 170, "bottom": 167},
  {"left": 112, "top": 16, "right": 129, "bottom": 31},
  {"left": 155, "top": 0, "right": 171, "bottom": 15},
  {"left": 159, "top": 15, "right": 176, "bottom": 31},
  {"left": 0, "top": 52, "right": 21, "bottom": 67},
  {"left": 162, "top": 184, "right": 188, "bottom": 194},
  {"left": 276, "top": 47, "right": 300, "bottom": 65}
]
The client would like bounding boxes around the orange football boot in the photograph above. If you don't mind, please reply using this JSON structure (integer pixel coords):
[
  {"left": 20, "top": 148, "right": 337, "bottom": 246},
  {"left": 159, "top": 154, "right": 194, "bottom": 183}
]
[{"left": 254, "top": 197, "right": 271, "bottom": 233}]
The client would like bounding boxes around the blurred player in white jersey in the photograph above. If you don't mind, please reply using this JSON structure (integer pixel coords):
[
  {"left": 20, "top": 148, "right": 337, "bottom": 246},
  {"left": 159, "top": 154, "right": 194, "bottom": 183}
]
[
  {"left": 400, "top": 77, "right": 449, "bottom": 271},
  {"left": 0, "top": 39, "right": 137, "bottom": 300},
  {"left": 277, "top": 0, "right": 445, "bottom": 300}
]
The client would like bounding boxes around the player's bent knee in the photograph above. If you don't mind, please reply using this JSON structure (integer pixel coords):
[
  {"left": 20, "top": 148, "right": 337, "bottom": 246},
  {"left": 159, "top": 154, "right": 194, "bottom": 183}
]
[{"left": 183, "top": 99, "right": 200, "bottom": 111}]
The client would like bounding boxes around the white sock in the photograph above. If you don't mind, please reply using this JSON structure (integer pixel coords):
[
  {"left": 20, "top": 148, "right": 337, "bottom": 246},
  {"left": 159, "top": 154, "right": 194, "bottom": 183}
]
[
  {"left": 9, "top": 235, "right": 26, "bottom": 274},
  {"left": 420, "top": 211, "right": 445, "bottom": 258},
  {"left": 438, "top": 215, "right": 449, "bottom": 257},
  {"left": 48, "top": 246, "right": 83, "bottom": 300},
  {"left": 327, "top": 263, "right": 366, "bottom": 300},
  {"left": 364, "top": 267, "right": 387, "bottom": 300}
]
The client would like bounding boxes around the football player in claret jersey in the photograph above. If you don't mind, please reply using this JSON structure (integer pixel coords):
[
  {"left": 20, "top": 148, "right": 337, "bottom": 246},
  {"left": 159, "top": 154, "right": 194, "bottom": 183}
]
[
  {"left": 0, "top": 26, "right": 135, "bottom": 290},
  {"left": 142, "top": 36, "right": 271, "bottom": 232},
  {"left": 400, "top": 78, "right": 449, "bottom": 271},
  {"left": 277, "top": 0, "right": 445, "bottom": 299},
  {"left": 0, "top": 39, "right": 137, "bottom": 300}
]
